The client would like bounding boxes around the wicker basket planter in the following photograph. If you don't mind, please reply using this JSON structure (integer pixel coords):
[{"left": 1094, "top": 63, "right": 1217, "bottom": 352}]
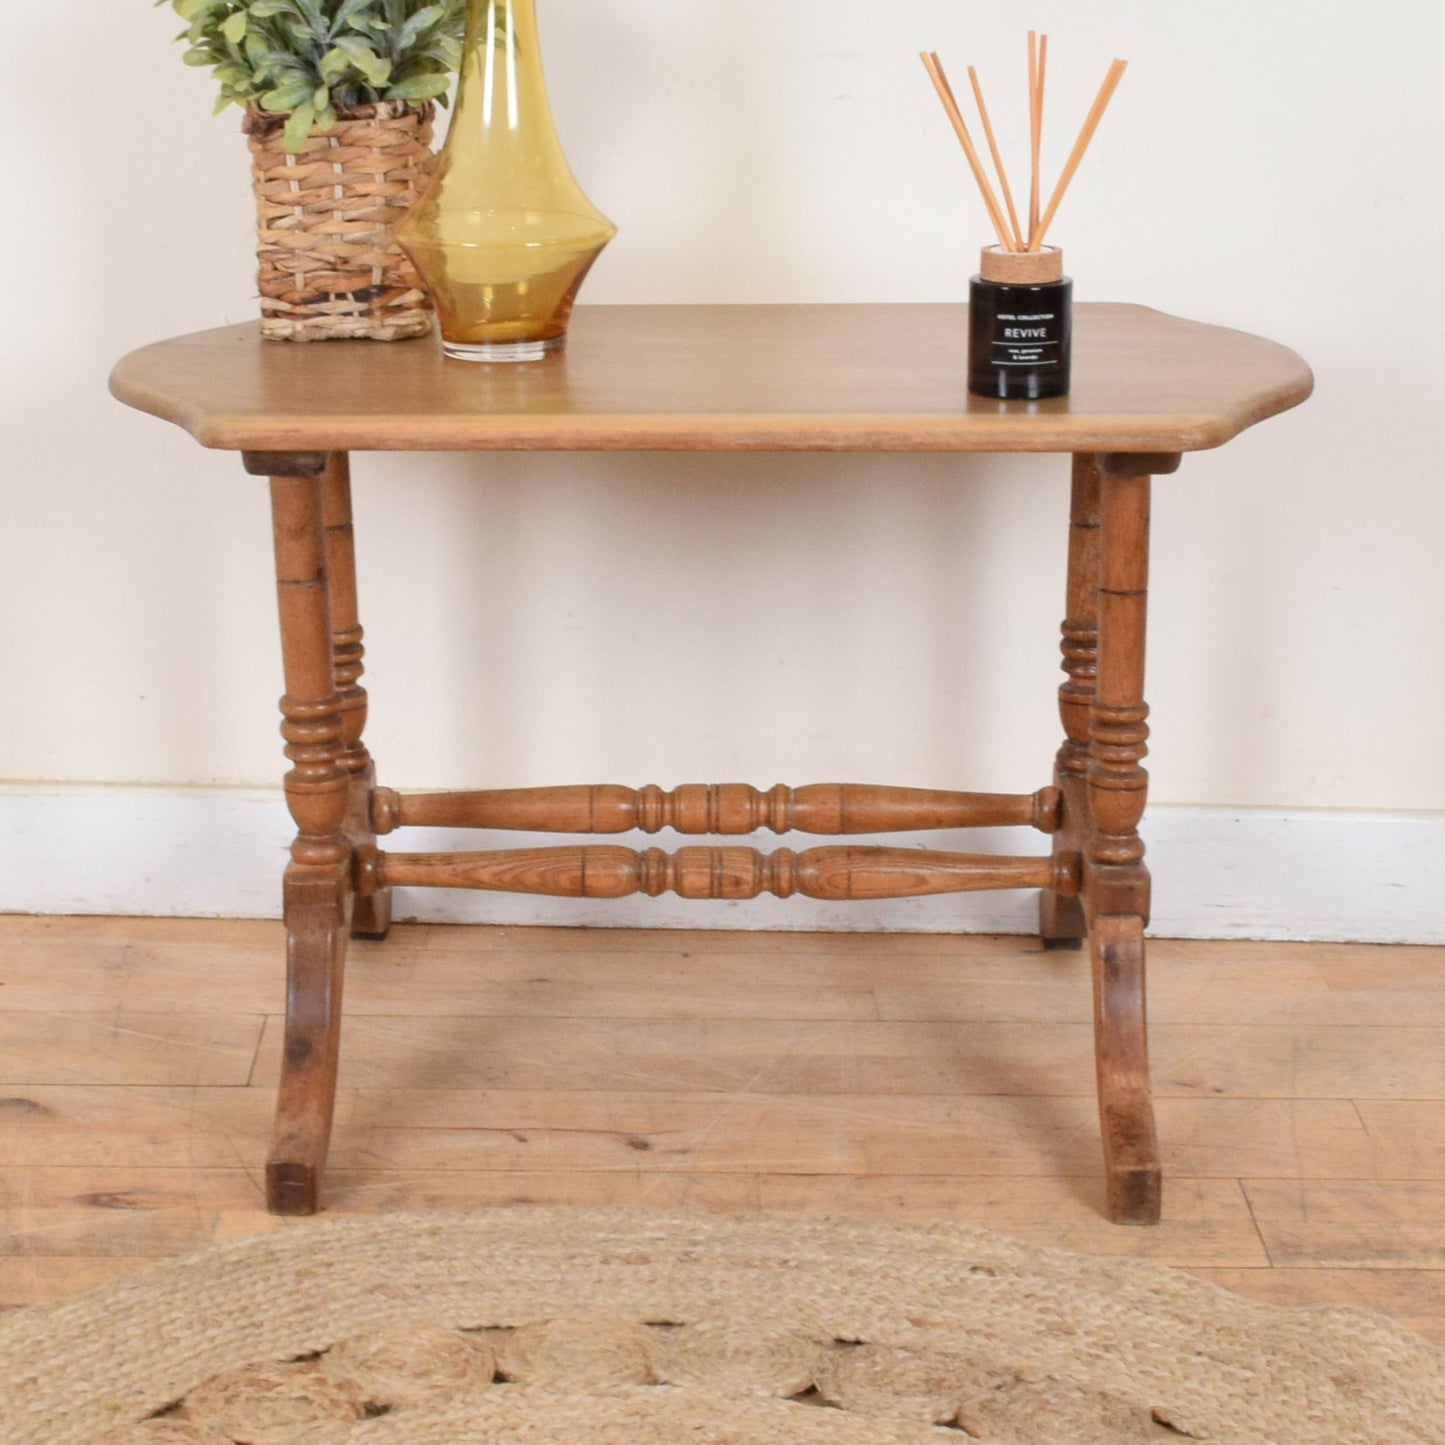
[{"left": 245, "top": 100, "right": 436, "bottom": 342}]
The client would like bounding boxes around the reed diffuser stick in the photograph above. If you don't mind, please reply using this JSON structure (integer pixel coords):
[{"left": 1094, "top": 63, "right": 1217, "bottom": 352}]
[
  {"left": 967, "top": 66, "right": 1024, "bottom": 252},
  {"left": 1027, "top": 31, "right": 1042, "bottom": 248},
  {"left": 920, "top": 51, "right": 1014, "bottom": 251},
  {"left": 1032, "top": 58, "right": 1128, "bottom": 250},
  {"left": 923, "top": 36, "right": 1127, "bottom": 256}
]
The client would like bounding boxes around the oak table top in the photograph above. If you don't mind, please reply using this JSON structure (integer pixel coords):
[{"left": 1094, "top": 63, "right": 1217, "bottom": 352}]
[{"left": 110, "top": 303, "right": 1312, "bottom": 456}]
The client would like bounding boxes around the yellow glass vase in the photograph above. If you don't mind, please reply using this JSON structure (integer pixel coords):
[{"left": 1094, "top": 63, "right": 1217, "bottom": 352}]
[{"left": 397, "top": 0, "right": 616, "bottom": 361}]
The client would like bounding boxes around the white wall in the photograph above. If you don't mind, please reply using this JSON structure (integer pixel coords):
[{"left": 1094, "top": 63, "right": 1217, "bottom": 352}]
[{"left": 2, "top": 2, "right": 1443, "bottom": 924}]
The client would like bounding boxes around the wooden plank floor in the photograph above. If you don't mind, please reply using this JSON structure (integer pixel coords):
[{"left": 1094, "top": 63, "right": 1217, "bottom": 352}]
[{"left": 2, "top": 916, "right": 1443, "bottom": 1346}]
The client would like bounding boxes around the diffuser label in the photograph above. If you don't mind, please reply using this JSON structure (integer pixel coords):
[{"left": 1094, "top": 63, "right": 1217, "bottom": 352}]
[
  {"left": 967, "top": 278, "right": 1073, "bottom": 398},
  {"left": 993, "top": 312, "right": 1061, "bottom": 366}
]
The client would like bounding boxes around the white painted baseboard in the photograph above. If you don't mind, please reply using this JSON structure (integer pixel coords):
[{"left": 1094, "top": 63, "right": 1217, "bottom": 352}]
[{"left": 0, "top": 785, "right": 1439, "bottom": 944}]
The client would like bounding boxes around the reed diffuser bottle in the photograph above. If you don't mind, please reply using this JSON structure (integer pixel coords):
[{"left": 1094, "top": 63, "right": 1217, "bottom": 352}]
[
  {"left": 922, "top": 35, "right": 1126, "bottom": 401},
  {"left": 397, "top": 0, "right": 616, "bottom": 361},
  {"left": 969, "top": 245, "right": 1072, "bottom": 399}
]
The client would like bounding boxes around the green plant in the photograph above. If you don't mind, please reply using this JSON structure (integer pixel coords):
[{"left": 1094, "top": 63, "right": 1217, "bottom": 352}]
[{"left": 167, "top": 0, "right": 467, "bottom": 151}]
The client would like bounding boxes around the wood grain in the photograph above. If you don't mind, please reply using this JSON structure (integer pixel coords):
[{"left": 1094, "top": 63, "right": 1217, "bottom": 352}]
[
  {"left": 1039, "top": 455, "right": 1101, "bottom": 947},
  {"left": 377, "top": 844, "right": 1064, "bottom": 901},
  {"left": 1241, "top": 1181, "right": 1445, "bottom": 1268},
  {"left": 0, "top": 1257, "right": 157, "bottom": 1312},
  {"left": 0, "top": 1012, "right": 263, "bottom": 1087},
  {"left": 319, "top": 1172, "right": 1265, "bottom": 1267},
  {"left": 3, "top": 919, "right": 1444, "bottom": 1339},
  {"left": 242, "top": 1015, "right": 1445, "bottom": 1101},
  {"left": 10, "top": 928, "right": 1445, "bottom": 1028},
  {"left": 108, "top": 305, "right": 1313, "bottom": 456},
  {"left": 319, "top": 454, "right": 391, "bottom": 940},
  {"left": 0, "top": 1081, "right": 1387, "bottom": 1177},
  {"left": 375, "top": 783, "right": 1060, "bottom": 837},
  {"left": 0, "top": 1086, "right": 271, "bottom": 1169},
  {"left": 266, "top": 464, "right": 355, "bottom": 1214},
  {"left": 323, "top": 1090, "right": 1374, "bottom": 1181}
]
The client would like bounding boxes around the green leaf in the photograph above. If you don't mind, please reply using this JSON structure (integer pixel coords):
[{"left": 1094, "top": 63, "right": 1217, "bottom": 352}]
[
  {"left": 260, "top": 76, "right": 313, "bottom": 110},
  {"left": 329, "top": 0, "right": 375, "bottom": 37},
  {"left": 271, "top": 15, "right": 307, "bottom": 50},
  {"left": 259, "top": 49, "right": 308, "bottom": 74},
  {"left": 167, "top": 0, "right": 465, "bottom": 120},
  {"left": 385, "top": 71, "right": 450, "bottom": 102},
  {"left": 397, "top": 4, "right": 445, "bottom": 52},
  {"left": 423, "top": 36, "right": 461, "bottom": 69},
  {"left": 294, "top": 0, "right": 326, "bottom": 38},
  {"left": 331, "top": 35, "right": 391, "bottom": 84},
  {"left": 319, "top": 45, "right": 350, "bottom": 80},
  {"left": 283, "top": 100, "right": 317, "bottom": 152},
  {"left": 344, "top": 11, "right": 388, "bottom": 36}
]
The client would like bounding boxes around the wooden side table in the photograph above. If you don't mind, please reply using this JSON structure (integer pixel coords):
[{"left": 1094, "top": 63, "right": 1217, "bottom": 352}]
[{"left": 111, "top": 304, "right": 1312, "bottom": 1224}]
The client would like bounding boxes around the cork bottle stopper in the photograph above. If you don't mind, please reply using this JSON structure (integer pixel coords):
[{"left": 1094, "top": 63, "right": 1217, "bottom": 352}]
[{"left": 979, "top": 246, "right": 1065, "bottom": 284}]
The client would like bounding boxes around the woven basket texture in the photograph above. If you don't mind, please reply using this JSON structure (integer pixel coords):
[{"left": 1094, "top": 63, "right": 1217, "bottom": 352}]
[{"left": 245, "top": 100, "right": 435, "bottom": 343}]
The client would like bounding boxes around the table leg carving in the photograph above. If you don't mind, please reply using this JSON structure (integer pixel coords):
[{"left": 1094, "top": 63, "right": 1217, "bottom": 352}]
[
  {"left": 1040, "top": 454, "right": 1100, "bottom": 949},
  {"left": 1090, "top": 467, "right": 1154, "bottom": 877},
  {"left": 265, "top": 461, "right": 353, "bottom": 1216},
  {"left": 319, "top": 455, "right": 390, "bottom": 940},
  {"left": 1083, "top": 456, "right": 1170, "bottom": 1225}
]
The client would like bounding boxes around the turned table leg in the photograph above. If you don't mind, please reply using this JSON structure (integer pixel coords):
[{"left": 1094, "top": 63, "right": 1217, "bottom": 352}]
[
  {"left": 1039, "top": 454, "right": 1101, "bottom": 949},
  {"left": 320, "top": 455, "right": 391, "bottom": 940},
  {"left": 248, "top": 450, "right": 354, "bottom": 1216},
  {"left": 1081, "top": 451, "right": 1178, "bottom": 1225}
]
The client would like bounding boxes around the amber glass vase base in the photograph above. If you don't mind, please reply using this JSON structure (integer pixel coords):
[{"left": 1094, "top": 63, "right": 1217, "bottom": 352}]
[{"left": 441, "top": 336, "right": 563, "bottom": 363}]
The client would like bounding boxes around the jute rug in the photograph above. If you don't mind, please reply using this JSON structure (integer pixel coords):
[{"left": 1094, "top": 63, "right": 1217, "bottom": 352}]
[{"left": 0, "top": 1210, "right": 1440, "bottom": 1443}]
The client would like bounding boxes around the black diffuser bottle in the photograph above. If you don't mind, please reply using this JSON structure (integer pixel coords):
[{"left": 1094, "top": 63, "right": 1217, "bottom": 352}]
[{"left": 968, "top": 246, "right": 1073, "bottom": 399}]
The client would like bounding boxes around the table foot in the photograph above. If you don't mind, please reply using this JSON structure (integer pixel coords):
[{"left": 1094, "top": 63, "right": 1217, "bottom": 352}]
[
  {"left": 265, "top": 870, "right": 350, "bottom": 1216},
  {"left": 1089, "top": 912, "right": 1162, "bottom": 1225},
  {"left": 1038, "top": 889, "right": 1086, "bottom": 949},
  {"left": 267, "top": 1159, "right": 323, "bottom": 1218},
  {"left": 350, "top": 895, "right": 392, "bottom": 942},
  {"left": 1040, "top": 931, "right": 1084, "bottom": 952}
]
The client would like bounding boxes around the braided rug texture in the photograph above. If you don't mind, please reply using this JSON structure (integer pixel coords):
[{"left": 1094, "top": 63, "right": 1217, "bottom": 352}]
[{"left": 0, "top": 1209, "right": 1440, "bottom": 1443}]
